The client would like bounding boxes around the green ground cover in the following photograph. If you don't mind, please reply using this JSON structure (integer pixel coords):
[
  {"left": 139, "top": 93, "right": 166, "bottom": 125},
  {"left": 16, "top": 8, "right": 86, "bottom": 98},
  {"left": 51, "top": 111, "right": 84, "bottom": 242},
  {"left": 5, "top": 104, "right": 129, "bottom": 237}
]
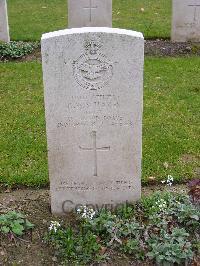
[
  {"left": 0, "top": 57, "right": 199, "bottom": 187},
  {"left": 45, "top": 191, "right": 199, "bottom": 265},
  {"left": 8, "top": 0, "right": 171, "bottom": 41}
]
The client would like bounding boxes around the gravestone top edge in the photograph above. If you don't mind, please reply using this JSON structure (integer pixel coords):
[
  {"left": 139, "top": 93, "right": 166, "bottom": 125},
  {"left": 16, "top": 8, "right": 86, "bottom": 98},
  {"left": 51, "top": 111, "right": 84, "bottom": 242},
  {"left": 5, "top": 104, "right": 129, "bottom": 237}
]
[{"left": 41, "top": 27, "right": 144, "bottom": 41}]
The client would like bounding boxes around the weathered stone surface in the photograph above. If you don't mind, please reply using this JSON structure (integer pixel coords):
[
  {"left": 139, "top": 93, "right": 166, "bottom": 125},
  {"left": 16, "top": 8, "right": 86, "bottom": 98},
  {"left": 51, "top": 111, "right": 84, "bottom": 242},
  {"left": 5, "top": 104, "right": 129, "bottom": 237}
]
[
  {"left": 172, "top": 0, "right": 200, "bottom": 42},
  {"left": 68, "top": 0, "right": 112, "bottom": 28},
  {"left": 41, "top": 28, "right": 144, "bottom": 215},
  {"left": 0, "top": 0, "right": 10, "bottom": 42}
]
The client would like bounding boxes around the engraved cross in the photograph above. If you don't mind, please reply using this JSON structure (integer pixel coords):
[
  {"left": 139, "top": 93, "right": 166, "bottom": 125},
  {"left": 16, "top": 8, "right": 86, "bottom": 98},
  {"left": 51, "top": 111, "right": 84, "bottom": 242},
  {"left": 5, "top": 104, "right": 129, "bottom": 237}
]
[
  {"left": 188, "top": 3, "right": 200, "bottom": 23},
  {"left": 79, "top": 131, "right": 110, "bottom": 176},
  {"left": 83, "top": 0, "right": 98, "bottom": 22}
]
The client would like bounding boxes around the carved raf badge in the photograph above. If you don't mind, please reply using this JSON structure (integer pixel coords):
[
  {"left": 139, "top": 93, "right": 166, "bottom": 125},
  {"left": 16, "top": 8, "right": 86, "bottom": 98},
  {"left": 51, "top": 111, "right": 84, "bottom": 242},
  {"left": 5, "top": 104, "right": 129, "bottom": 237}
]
[{"left": 73, "top": 38, "right": 113, "bottom": 90}]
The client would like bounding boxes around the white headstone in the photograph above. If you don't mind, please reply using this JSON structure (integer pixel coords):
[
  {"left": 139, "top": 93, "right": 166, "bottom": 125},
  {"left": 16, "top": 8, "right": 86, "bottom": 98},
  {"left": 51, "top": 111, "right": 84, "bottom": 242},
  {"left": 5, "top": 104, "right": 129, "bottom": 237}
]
[
  {"left": 0, "top": 0, "right": 10, "bottom": 42},
  {"left": 68, "top": 0, "right": 112, "bottom": 28},
  {"left": 41, "top": 27, "right": 144, "bottom": 215},
  {"left": 172, "top": 0, "right": 200, "bottom": 42}
]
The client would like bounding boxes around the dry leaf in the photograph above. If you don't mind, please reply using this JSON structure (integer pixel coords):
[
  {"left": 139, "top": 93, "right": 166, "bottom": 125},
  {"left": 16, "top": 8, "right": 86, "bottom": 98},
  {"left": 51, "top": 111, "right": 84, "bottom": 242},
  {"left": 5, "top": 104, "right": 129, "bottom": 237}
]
[
  {"left": 148, "top": 176, "right": 156, "bottom": 181},
  {"left": 99, "top": 246, "right": 107, "bottom": 255},
  {"left": 163, "top": 162, "right": 169, "bottom": 169}
]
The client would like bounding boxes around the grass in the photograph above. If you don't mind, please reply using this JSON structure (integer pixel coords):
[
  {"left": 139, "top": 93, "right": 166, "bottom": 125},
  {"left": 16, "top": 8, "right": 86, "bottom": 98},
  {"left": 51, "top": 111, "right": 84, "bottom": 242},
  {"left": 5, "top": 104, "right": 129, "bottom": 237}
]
[
  {"left": 143, "top": 57, "right": 200, "bottom": 183},
  {"left": 0, "top": 62, "right": 47, "bottom": 186},
  {"left": 0, "top": 57, "right": 199, "bottom": 187},
  {"left": 113, "top": 0, "right": 171, "bottom": 39},
  {"left": 8, "top": 0, "right": 171, "bottom": 41}
]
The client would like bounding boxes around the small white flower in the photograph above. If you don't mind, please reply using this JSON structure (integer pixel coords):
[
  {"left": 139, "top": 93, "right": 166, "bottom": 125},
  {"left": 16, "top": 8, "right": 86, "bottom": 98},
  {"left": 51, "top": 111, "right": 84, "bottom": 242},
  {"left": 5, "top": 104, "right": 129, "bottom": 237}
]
[
  {"left": 155, "top": 199, "right": 167, "bottom": 213},
  {"left": 167, "top": 175, "right": 174, "bottom": 182},
  {"left": 160, "top": 175, "right": 174, "bottom": 186},
  {"left": 77, "top": 206, "right": 96, "bottom": 220},
  {"left": 49, "top": 221, "right": 61, "bottom": 233},
  {"left": 49, "top": 225, "right": 53, "bottom": 231}
]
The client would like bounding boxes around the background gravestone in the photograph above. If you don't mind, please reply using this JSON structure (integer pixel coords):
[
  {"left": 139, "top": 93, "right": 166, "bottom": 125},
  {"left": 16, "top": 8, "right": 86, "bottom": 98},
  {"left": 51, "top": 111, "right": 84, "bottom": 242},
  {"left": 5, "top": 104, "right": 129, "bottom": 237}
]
[
  {"left": 172, "top": 0, "right": 200, "bottom": 42},
  {"left": 0, "top": 0, "right": 10, "bottom": 42},
  {"left": 68, "top": 0, "right": 112, "bottom": 28},
  {"left": 42, "top": 27, "right": 144, "bottom": 215}
]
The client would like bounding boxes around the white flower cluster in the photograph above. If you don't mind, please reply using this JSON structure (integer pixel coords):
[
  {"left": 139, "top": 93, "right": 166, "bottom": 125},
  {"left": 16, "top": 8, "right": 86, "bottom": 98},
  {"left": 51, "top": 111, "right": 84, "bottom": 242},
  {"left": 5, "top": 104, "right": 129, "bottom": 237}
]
[
  {"left": 161, "top": 175, "right": 174, "bottom": 186},
  {"left": 49, "top": 221, "right": 61, "bottom": 233},
  {"left": 155, "top": 199, "right": 167, "bottom": 212},
  {"left": 77, "top": 205, "right": 96, "bottom": 220}
]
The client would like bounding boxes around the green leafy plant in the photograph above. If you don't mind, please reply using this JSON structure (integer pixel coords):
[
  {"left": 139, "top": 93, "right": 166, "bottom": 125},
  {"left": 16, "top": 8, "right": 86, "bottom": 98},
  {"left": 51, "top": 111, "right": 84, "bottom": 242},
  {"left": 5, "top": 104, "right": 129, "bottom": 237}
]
[
  {"left": 46, "top": 191, "right": 199, "bottom": 265},
  {"left": 116, "top": 204, "right": 135, "bottom": 219},
  {"left": 121, "top": 239, "right": 145, "bottom": 260},
  {"left": 46, "top": 221, "right": 103, "bottom": 264},
  {"left": 147, "top": 228, "right": 193, "bottom": 266},
  {"left": 0, "top": 211, "right": 34, "bottom": 237},
  {"left": 177, "top": 203, "right": 200, "bottom": 231},
  {"left": 0, "top": 41, "right": 39, "bottom": 60}
]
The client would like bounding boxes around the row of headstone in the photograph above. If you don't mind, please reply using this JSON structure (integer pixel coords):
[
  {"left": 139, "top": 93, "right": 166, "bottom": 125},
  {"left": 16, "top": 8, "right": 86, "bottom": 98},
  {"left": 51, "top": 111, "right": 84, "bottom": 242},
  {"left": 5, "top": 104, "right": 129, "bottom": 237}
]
[
  {"left": 1, "top": 0, "right": 200, "bottom": 43},
  {"left": 69, "top": 0, "right": 200, "bottom": 42},
  {"left": 0, "top": 0, "right": 10, "bottom": 42},
  {"left": 68, "top": 0, "right": 200, "bottom": 42}
]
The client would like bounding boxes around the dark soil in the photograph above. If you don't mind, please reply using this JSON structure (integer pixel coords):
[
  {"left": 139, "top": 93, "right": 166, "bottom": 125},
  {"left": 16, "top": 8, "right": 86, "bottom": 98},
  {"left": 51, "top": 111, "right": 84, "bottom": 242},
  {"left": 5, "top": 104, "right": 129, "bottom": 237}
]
[
  {"left": 145, "top": 40, "right": 200, "bottom": 57},
  {"left": 0, "top": 184, "right": 189, "bottom": 266},
  {"left": 1, "top": 40, "right": 200, "bottom": 63}
]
